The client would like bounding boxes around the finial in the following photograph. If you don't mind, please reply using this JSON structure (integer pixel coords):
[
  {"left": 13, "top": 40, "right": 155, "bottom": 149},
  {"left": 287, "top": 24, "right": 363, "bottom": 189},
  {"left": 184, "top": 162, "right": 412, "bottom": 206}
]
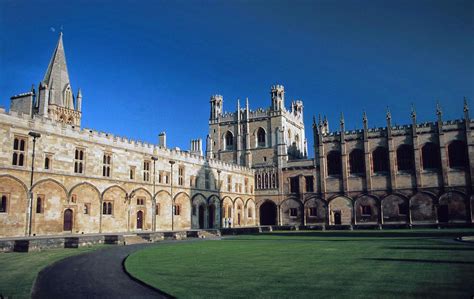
[
  {"left": 464, "top": 97, "right": 469, "bottom": 112},
  {"left": 436, "top": 100, "right": 442, "bottom": 116},
  {"left": 246, "top": 97, "right": 249, "bottom": 107},
  {"left": 340, "top": 112, "right": 345, "bottom": 125},
  {"left": 386, "top": 106, "right": 391, "bottom": 120},
  {"left": 362, "top": 110, "right": 367, "bottom": 122},
  {"left": 411, "top": 103, "right": 416, "bottom": 119}
]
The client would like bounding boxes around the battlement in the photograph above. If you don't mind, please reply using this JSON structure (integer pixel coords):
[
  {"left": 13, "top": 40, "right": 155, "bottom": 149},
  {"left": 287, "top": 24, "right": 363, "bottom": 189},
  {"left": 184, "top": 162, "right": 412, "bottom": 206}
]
[
  {"left": 271, "top": 84, "right": 285, "bottom": 91},
  {"left": 0, "top": 108, "right": 254, "bottom": 175},
  {"left": 11, "top": 91, "right": 33, "bottom": 99}
]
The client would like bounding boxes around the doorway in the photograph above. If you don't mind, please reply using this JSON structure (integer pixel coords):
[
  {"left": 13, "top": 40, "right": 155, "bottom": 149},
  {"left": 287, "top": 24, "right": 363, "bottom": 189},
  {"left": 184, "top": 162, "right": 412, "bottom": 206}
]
[
  {"left": 199, "top": 205, "right": 205, "bottom": 229},
  {"left": 63, "top": 209, "right": 73, "bottom": 231},
  {"left": 437, "top": 205, "right": 449, "bottom": 223},
  {"left": 208, "top": 205, "right": 215, "bottom": 228},
  {"left": 260, "top": 201, "right": 277, "bottom": 225},
  {"left": 137, "top": 210, "right": 143, "bottom": 229},
  {"left": 334, "top": 211, "right": 342, "bottom": 225}
]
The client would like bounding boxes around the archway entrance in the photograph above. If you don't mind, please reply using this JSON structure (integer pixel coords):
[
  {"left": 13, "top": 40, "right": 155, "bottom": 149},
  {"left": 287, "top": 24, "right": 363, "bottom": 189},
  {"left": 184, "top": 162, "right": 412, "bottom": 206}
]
[
  {"left": 199, "top": 205, "right": 205, "bottom": 229},
  {"left": 260, "top": 201, "right": 277, "bottom": 225},
  {"left": 63, "top": 209, "right": 73, "bottom": 231},
  {"left": 208, "top": 205, "right": 215, "bottom": 228},
  {"left": 137, "top": 210, "right": 143, "bottom": 229},
  {"left": 437, "top": 205, "right": 449, "bottom": 223},
  {"left": 334, "top": 211, "right": 342, "bottom": 225}
]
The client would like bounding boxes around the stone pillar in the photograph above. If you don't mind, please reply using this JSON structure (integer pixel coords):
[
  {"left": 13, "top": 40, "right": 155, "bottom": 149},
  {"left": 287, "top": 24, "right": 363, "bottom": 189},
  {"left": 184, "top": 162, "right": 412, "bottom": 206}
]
[
  {"left": 386, "top": 109, "right": 396, "bottom": 190},
  {"left": 362, "top": 112, "right": 372, "bottom": 191},
  {"left": 340, "top": 114, "right": 348, "bottom": 194}
]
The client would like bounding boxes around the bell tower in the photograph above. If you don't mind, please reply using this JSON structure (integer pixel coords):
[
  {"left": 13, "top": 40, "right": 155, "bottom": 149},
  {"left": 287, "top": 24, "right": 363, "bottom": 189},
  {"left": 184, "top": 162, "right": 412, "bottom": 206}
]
[{"left": 271, "top": 84, "right": 285, "bottom": 112}]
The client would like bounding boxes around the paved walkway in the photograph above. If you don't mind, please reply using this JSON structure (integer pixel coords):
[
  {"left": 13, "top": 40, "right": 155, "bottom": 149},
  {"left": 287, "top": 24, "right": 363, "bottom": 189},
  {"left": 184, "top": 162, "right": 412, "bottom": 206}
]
[{"left": 32, "top": 240, "right": 192, "bottom": 299}]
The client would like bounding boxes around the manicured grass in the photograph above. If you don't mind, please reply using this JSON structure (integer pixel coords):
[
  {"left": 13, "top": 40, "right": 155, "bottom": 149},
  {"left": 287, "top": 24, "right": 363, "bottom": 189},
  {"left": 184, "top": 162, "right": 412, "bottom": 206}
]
[
  {"left": 0, "top": 245, "right": 106, "bottom": 298},
  {"left": 125, "top": 229, "right": 474, "bottom": 298}
]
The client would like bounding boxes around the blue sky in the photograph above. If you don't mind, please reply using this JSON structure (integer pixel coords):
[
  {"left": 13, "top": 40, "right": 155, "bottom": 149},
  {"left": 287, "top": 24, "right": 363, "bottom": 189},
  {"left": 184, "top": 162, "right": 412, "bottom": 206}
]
[{"left": 1, "top": 0, "right": 473, "bottom": 156}]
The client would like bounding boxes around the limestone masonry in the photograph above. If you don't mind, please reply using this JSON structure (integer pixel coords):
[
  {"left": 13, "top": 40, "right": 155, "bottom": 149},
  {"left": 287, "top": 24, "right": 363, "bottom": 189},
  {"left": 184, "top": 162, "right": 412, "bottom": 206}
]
[{"left": 0, "top": 34, "right": 472, "bottom": 237}]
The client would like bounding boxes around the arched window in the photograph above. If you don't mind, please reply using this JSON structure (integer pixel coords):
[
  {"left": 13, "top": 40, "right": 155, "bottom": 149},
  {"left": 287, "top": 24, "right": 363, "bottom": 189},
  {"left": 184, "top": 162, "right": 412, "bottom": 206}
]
[
  {"left": 225, "top": 131, "right": 234, "bottom": 150},
  {"left": 327, "top": 150, "right": 342, "bottom": 176},
  {"left": 287, "top": 130, "right": 292, "bottom": 142},
  {"left": 396, "top": 144, "right": 414, "bottom": 172},
  {"left": 448, "top": 140, "right": 467, "bottom": 169},
  {"left": 349, "top": 149, "right": 365, "bottom": 174},
  {"left": 36, "top": 196, "right": 43, "bottom": 214},
  {"left": 422, "top": 142, "right": 441, "bottom": 170},
  {"left": 107, "top": 202, "right": 113, "bottom": 215},
  {"left": 295, "top": 134, "right": 300, "bottom": 143},
  {"left": 0, "top": 195, "right": 7, "bottom": 213},
  {"left": 257, "top": 128, "right": 266, "bottom": 147},
  {"left": 103, "top": 202, "right": 113, "bottom": 215},
  {"left": 372, "top": 146, "right": 389, "bottom": 173},
  {"left": 227, "top": 206, "right": 232, "bottom": 218},
  {"left": 248, "top": 207, "right": 253, "bottom": 218}
]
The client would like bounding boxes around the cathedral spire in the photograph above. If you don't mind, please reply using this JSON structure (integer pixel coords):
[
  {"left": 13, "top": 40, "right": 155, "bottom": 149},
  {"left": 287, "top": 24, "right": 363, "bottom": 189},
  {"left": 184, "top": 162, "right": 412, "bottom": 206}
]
[{"left": 43, "top": 32, "right": 72, "bottom": 107}]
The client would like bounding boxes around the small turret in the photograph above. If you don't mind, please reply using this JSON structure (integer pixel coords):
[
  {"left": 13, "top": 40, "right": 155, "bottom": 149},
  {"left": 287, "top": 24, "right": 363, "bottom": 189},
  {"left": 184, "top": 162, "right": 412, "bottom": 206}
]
[
  {"left": 158, "top": 132, "right": 166, "bottom": 148},
  {"left": 76, "top": 89, "right": 82, "bottom": 112},
  {"left": 464, "top": 97, "right": 470, "bottom": 121},
  {"left": 270, "top": 84, "right": 285, "bottom": 112},
  {"left": 190, "top": 139, "right": 203, "bottom": 156},
  {"left": 291, "top": 100, "right": 303, "bottom": 119},
  {"left": 210, "top": 94, "right": 223, "bottom": 121}
]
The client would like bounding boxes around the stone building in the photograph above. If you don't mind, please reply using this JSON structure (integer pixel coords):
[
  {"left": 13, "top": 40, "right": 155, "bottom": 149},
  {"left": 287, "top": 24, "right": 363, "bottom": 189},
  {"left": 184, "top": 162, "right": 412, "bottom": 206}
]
[
  {"left": 208, "top": 85, "right": 473, "bottom": 228},
  {"left": 1, "top": 34, "right": 472, "bottom": 238},
  {"left": 0, "top": 34, "right": 256, "bottom": 238}
]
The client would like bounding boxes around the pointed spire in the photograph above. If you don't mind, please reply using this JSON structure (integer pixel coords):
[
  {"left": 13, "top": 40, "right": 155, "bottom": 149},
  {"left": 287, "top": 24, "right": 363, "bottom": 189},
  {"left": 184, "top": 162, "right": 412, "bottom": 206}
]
[
  {"left": 464, "top": 97, "right": 469, "bottom": 113},
  {"left": 411, "top": 103, "right": 416, "bottom": 119},
  {"left": 340, "top": 112, "right": 345, "bottom": 125},
  {"left": 362, "top": 110, "right": 367, "bottom": 123},
  {"left": 312, "top": 115, "right": 317, "bottom": 128},
  {"left": 386, "top": 106, "right": 391, "bottom": 120},
  {"left": 436, "top": 101, "right": 442, "bottom": 117},
  {"left": 43, "top": 32, "right": 71, "bottom": 107}
]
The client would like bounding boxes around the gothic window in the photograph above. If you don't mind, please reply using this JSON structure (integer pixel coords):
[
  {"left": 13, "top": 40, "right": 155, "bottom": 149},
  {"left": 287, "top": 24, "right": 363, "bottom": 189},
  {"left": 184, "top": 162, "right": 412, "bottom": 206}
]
[
  {"left": 67, "top": 117, "right": 73, "bottom": 124},
  {"left": 396, "top": 144, "right": 414, "bottom": 172},
  {"left": 178, "top": 166, "right": 185, "bottom": 186},
  {"left": 44, "top": 154, "right": 52, "bottom": 170},
  {"left": 12, "top": 136, "right": 26, "bottom": 167},
  {"left": 156, "top": 203, "right": 160, "bottom": 215},
  {"left": 421, "top": 142, "right": 441, "bottom": 170},
  {"left": 225, "top": 131, "right": 234, "bottom": 150},
  {"left": 103, "top": 202, "right": 113, "bottom": 215},
  {"left": 137, "top": 197, "right": 145, "bottom": 205},
  {"left": 448, "top": 140, "right": 467, "bottom": 169},
  {"left": 327, "top": 151, "right": 342, "bottom": 176},
  {"left": 84, "top": 203, "right": 90, "bottom": 214},
  {"left": 289, "top": 208, "right": 298, "bottom": 217},
  {"left": 130, "top": 166, "right": 136, "bottom": 180},
  {"left": 287, "top": 129, "right": 292, "bottom": 142},
  {"left": 349, "top": 149, "right": 365, "bottom": 174},
  {"left": 102, "top": 153, "right": 112, "bottom": 177},
  {"left": 0, "top": 195, "right": 8, "bottom": 213},
  {"left": 290, "top": 177, "right": 299, "bottom": 193},
  {"left": 295, "top": 134, "right": 300, "bottom": 144},
  {"left": 372, "top": 146, "right": 389, "bottom": 173},
  {"left": 174, "top": 204, "right": 181, "bottom": 216},
  {"left": 305, "top": 176, "right": 314, "bottom": 192},
  {"left": 36, "top": 195, "right": 44, "bottom": 213},
  {"left": 227, "top": 175, "right": 232, "bottom": 192},
  {"left": 205, "top": 171, "right": 211, "bottom": 189},
  {"left": 74, "top": 148, "right": 85, "bottom": 174},
  {"left": 257, "top": 128, "right": 266, "bottom": 147},
  {"left": 143, "top": 161, "right": 151, "bottom": 182},
  {"left": 245, "top": 178, "right": 249, "bottom": 193},
  {"left": 309, "top": 207, "right": 317, "bottom": 217}
]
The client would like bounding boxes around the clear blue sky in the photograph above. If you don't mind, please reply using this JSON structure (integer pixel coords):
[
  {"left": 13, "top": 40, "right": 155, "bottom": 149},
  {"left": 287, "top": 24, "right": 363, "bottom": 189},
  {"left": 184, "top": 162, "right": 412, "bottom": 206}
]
[{"left": 1, "top": 0, "right": 473, "bottom": 156}]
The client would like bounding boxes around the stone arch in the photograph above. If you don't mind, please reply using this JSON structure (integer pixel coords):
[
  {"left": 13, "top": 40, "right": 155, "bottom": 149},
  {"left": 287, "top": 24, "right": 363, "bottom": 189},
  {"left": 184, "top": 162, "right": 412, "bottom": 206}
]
[
  {"left": 259, "top": 199, "right": 278, "bottom": 226},
  {"left": 32, "top": 178, "right": 68, "bottom": 197},
  {"left": 222, "top": 196, "right": 234, "bottom": 227},
  {"left": 130, "top": 188, "right": 153, "bottom": 231},
  {"left": 101, "top": 185, "right": 128, "bottom": 233},
  {"left": 328, "top": 196, "right": 353, "bottom": 225},
  {"left": 234, "top": 197, "right": 245, "bottom": 226},
  {"left": 31, "top": 178, "right": 69, "bottom": 235},
  {"left": 438, "top": 191, "right": 467, "bottom": 223},
  {"left": 0, "top": 175, "right": 29, "bottom": 237},
  {"left": 173, "top": 192, "right": 191, "bottom": 230},
  {"left": 155, "top": 190, "right": 172, "bottom": 230},
  {"left": 280, "top": 197, "right": 303, "bottom": 225},
  {"left": 304, "top": 197, "right": 327, "bottom": 224},
  {"left": 244, "top": 198, "right": 256, "bottom": 226},
  {"left": 410, "top": 192, "right": 436, "bottom": 223},
  {"left": 208, "top": 195, "right": 221, "bottom": 229},
  {"left": 69, "top": 182, "right": 101, "bottom": 234},
  {"left": 191, "top": 193, "right": 207, "bottom": 229},
  {"left": 354, "top": 194, "right": 379, "bottom": 224},
  {"left": 254, "top": 127, "right": 267, "bottom": 148},
  {"left": 381, "top": 193, "right": 409, "bottom": 223}
]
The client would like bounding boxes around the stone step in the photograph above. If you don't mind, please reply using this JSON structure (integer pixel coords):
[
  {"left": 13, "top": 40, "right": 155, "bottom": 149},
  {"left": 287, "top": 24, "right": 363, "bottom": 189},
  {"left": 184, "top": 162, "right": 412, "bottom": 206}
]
[
  {"left": 123, "top": 234, "right": 147, "bottom": 245},
  {"left": 197, "top": 230, "right": 221, "bottom": 239}
]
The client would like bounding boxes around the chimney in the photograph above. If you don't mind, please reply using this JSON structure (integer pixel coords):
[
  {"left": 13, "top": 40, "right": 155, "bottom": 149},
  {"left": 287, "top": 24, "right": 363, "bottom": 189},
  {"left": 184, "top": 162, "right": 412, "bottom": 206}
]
[{"left": 158, "top": 132, "right": 166, "bottom": 148}]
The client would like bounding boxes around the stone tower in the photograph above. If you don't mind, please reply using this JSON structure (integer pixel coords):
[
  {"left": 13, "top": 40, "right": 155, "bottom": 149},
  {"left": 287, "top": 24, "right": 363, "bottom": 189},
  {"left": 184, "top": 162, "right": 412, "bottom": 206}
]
[{"left": 10, "top": 33, "right": 83, "bottom": 126}]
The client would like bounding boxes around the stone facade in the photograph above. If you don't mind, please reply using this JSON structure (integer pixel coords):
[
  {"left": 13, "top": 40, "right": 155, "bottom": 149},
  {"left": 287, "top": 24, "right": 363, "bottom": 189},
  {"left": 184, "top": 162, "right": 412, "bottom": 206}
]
[
  {"left": 208, "top": 84, "right": 473, "bottom": 228},
  {"left": 1, "top": 34, "right": 473, "bottom": 238}
]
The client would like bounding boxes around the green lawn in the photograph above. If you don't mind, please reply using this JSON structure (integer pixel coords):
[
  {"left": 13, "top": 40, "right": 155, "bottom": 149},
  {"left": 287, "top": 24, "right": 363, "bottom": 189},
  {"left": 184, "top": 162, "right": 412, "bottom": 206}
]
[
  {"left": 0, "top": 245, "right": 106, "bottom": 298},
  {"left": 125, "top": 229, "right": 474, "bottom": 298}
]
